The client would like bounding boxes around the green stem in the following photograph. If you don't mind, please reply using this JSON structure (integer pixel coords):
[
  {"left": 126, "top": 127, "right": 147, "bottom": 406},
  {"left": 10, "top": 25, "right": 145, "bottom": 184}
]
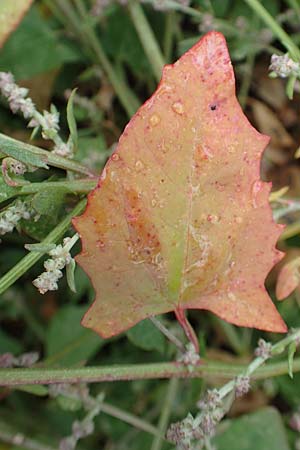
[
  {"left": 278, "top": 220, "right": 300, "bottom": 241},
  {"left": 17, "top": 179, "right": 97, "bottom": 197},
  {"left": 211, "top": 316, "right": 247, "bottom": 356},
  {"left": 218, "top": 328, "right": 300, "bottom": 399},
  {"left": 101, "top": 402, "right": 165, "bottom": 440},
  {"left": 17, "top": 297, "right": 46, "bottom": 342},
  {"left": 150, "top": 317, "right": 186, "bottom": 353},
  {"left": 150, "top": 378, "right": 178, "bottom": 450},
  {"left": 238, "top": 51, "right": 256, "bottom": 109},
  {"left": 1, "top": 356, "right": 299, "bottom": 386},
  {"left": 71, "top": 0, "right": 139, "bottom": 117},
  {"left": 0, "top": 200, "right": 86, "bottom": 296},
  {"left": 143, "top": 0, "right": 204, "bottom": 18},
  {"left": 128, "top": 0, "right": 165, "bottom": 82},
  {"left": 163, "top": 11, "right": 176, "bottom": 62},
  {"left": 244, "top": 0, "right": 300, "bottom": 60},
  {"left": 175, "top": 308, "right": 199, "bottom": 353}
]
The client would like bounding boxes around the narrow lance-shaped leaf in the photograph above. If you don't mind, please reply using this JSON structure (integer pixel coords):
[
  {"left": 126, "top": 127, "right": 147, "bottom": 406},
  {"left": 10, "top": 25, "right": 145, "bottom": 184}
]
[{"left": 73, "top": 32, "right": 287, "bottom": 338}]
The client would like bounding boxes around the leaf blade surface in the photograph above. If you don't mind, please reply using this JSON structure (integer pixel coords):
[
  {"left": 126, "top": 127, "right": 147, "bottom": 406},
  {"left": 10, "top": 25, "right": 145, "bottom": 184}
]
[{"left": 74, "top": 32, "right": 286, "bottom": 337}]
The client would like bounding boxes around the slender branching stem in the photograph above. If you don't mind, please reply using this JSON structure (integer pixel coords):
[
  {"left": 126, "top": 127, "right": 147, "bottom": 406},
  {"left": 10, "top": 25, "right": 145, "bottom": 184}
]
[
  {"left": 244, "top": 0, "right": 300, "bottom": 60},
  {"left": 175, "top": 308, "right": 199, "bottom": 353},
  {"left": 150, "top": 317, "right": 186, "bottom": 353},
  {"left": 0, "top": 200, "right": 86, "bottom": 295},
  {"left": 128, "top": 0, "right": 165, "bottom": 82},
  {"left": 150, "top": 378, "right": 179, "bottom": 450}
]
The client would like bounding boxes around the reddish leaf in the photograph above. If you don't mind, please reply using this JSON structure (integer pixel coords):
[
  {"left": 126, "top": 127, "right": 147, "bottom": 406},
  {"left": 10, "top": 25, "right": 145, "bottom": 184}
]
[
  {"left": 73, "top": 32, "right": 287, "bottom": 338},
  {"left": 276, "top": 257, "right": 300, "bottom": 300}
]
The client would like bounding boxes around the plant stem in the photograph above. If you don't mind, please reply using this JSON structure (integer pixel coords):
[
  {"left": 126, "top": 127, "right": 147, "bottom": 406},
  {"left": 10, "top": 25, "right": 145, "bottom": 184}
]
[
  {"left": 0, "top": 200, "right": 86, "bottom": 296},
  {"left": 238, "top": 51, "right": 255, "bottom": 109},
  {"left": 175, "top": 308, "right": 199, "bottom": 353},
  {"left": 14, "top": 179, "right": 97, "bottom": 197},
  {"left": 218, "top": 328, "right": 300, "bottom": 399},
  {"left": 150, "top": 378, "right": 178, "bottom": 450},
  {"left": 163, "top": 11, "right": 176, "bottom": 62},
  {"left": 278, "top": 220, "right": 300, "bottom": 241},
  {"left": 71, "top": 0, "right": 139, "bottom": 117},
  {"left": 273, "top": 198, "right": 300, "bottom": 221},
  {"left": 150, "top": 317, "right": 186, "bottom": 353},
  {"left": 101, "top": 402, "right": 165, "bottom": 440},
  {"left": 211, "top": 316, "right": 247, "bottom": 356},
  {"left": 244, "top": 0, "right": 300, "bottom": 60},
  {"left": 128, "top": 1, "right": 165, "bottom": 82},
  {"left": 143, "top": 0, "right": 204, "bottom": 19},
  {"left": 1, "top": 356, "right": 299, "bottom": 386}
]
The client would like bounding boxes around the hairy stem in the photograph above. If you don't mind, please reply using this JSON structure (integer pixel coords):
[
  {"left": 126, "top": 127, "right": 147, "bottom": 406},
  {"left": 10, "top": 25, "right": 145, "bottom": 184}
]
[
  {"left": 101, "top": 402, "right": 165, "bottom": 439},
  {"left": 150, "top": 378, "right": 179, "bottom": 450},
  {"left": 175, "top": 308, "right": 199, "bottom": 353},
  {"left": 1, "top": 356, "right": 300, "bottom": 386},
  {"left": 150, "top": 317, "right": 186, "bottom": 353}
]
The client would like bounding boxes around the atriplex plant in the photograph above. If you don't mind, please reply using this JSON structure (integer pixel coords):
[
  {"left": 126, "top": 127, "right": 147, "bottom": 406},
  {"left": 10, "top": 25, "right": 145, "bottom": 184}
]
[{"left": 2, "top": 1, "right": 300, "bottom": 450}]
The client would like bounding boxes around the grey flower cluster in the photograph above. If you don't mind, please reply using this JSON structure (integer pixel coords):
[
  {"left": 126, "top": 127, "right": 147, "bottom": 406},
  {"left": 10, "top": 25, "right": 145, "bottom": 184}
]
[
  {"left": 33, "top": 237, "right": 74, "bottom": 295},
  {"left": 0, "top": 71, "right": 73, "bottom": 158},
  {"left": 0, "top": 351, "right": 39, "bottom": 368},
  {"left": 0, "top": 72, "right": 35, "bottom": 118},
  {"left": 0, "top": 200, "right": 32, "bottom": 236},
  {"left": 269, "top": 54, "right": 300, "bottom": 78}
]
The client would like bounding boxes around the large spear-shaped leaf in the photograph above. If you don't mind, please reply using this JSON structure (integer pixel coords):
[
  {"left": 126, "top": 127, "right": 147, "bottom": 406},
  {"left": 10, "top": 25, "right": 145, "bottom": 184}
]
[{"left": 73, "top": 32, "right": 286, "bottom": 338}]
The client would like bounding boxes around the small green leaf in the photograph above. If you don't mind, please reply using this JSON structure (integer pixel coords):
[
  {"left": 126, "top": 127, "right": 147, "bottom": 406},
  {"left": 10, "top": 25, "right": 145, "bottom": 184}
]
[
  {"left": 213, "top": 407, "right": 290, "bottom": 450},
  {"left": 126, "top": 319, "right": 165, "bottom": 353},
  {"left": 0, "top": 133, "right": 49, "bottom": 169},
  {"left": 66, "top": 258, "right": 77, "bottom": 293},
  {"left": 24, "top": 243, "right": 56, "bottom": 253},
  {"left": 31, "top": 188, "right": 66, "bottom": 218},
  {"left": 286, "top": 74, "right": 297, "bottom": 100},
  {"left": 46, "top": 305, "right": 104, "bottom": 366},
  {"left": 67, "top": 88, "right": 78, "bottom": 153},
  {"left": 57, "top": 395, "right": 82, "bottom": 412},
  {"left": 17, "top": 385, "right": 48, "bottom": 396},
  {"left": 288, "top": 341, "right": 297, "bottom": 379}
]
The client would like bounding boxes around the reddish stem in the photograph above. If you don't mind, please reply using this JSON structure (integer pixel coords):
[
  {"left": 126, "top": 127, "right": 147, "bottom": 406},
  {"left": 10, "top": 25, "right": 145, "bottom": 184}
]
[{"left": 175, "top": 308, "right": 199, "bottom": 354}]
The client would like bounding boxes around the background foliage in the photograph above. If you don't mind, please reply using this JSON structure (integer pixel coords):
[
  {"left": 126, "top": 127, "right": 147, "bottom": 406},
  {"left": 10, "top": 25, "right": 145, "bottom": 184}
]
[{"left": 1, "top": 1, "right": 300, "bottom": 449}]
